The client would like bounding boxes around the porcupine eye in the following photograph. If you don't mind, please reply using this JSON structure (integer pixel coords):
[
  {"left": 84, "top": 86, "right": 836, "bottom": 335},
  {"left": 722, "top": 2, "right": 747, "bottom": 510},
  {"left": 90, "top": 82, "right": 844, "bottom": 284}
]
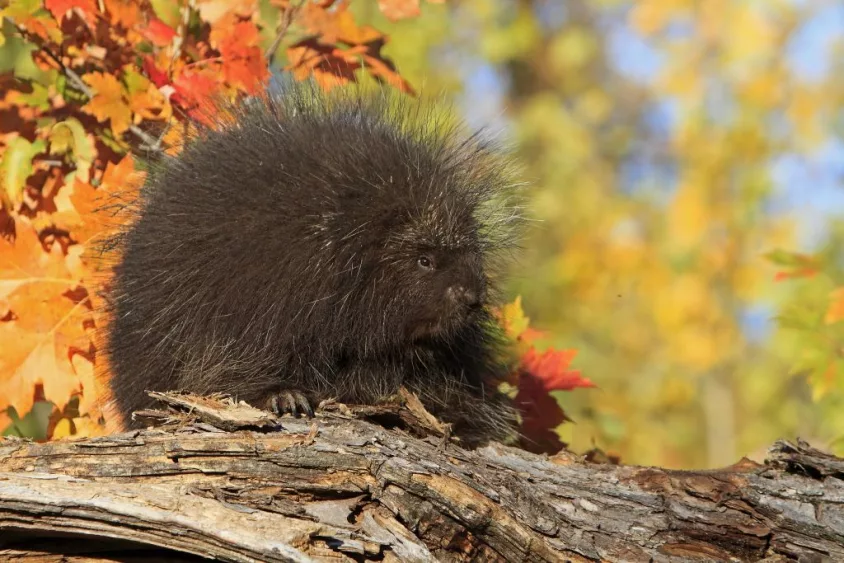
[{"left": 417, "top": 255, "right": 435, "bottom": 271}]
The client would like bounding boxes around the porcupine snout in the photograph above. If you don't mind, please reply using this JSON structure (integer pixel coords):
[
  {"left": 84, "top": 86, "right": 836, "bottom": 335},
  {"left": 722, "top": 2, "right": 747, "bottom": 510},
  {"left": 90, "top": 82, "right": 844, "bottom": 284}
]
[{"left": 447, "top": 285, "right": 482, "bottom": 310}]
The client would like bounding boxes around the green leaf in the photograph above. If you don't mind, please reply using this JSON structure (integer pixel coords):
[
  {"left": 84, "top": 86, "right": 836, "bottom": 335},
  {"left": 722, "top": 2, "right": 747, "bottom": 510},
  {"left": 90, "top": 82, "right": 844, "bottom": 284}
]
[
  {"left": 764, "top": 249, "right": 814, "bottom": 268},
  {"left": 49, "top": 117, "right": 95, "bottom": 181},
  {"left": 2, "top": 402, "right": 55, "bottom": 440},
  {"left": 122, "top": 67, "right": 150, "bottom": 96},
  {"left": 18, "top": 82, "right": 50, "bottom": 111},
  {"left": 150, "top": 0, "right": 182, "bottom": 28},
  {"left": 97, "top": 126, "right": 129, "bottom": 154},
  {"left": 49, "top": 117, "right": 90, "bottom": 157},
  {"left": 2, "top": 0, "right": 42, "bottom": 19},
  {"left": 0, "top": 136, "right": 41, "bottom": 209}
]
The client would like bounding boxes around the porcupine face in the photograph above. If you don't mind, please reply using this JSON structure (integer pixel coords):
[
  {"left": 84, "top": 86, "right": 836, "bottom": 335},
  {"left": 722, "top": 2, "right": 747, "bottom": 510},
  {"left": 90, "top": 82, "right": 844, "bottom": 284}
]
[
  {"left": 406, "top": 246, "right": 487, "bottom": 341},
  {"left": 374, "top": 204, "right": 489, "bottom": 344}
]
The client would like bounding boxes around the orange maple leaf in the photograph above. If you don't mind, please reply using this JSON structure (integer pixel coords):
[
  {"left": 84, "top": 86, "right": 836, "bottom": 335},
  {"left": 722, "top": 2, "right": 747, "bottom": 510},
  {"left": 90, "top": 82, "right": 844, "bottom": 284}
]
[
  {"left": 0, "top": 223, "right": 93, "bottom": 417},
  {"left": 211, "top": 19, "right": 269, "bottom": 93},
  {"left": 297, "top": 2, "right": 375, "bottom": 44},
  {"left": 825, "top": 288, "right": 844, "bottom": 325},
  {"left": 81, "top": 72, "right": 132, "bottom": 136},
  {"left": 103, "top": 0, "right": 141, "bottom": 29},
  {"left": 519, "top": 347, "right": 595, "bottom": 392},
  {"left": 329, "top": 8, "right": 384, "bottom": 45},
  {"left": 51, "top": 156, "right": 141, "bottom": 255},
  {"left": 221, "top": 46, "right": 269, "bottom": 93},
  {"left": 287, "top": 44, "right": 357, "bottom": 91},
  {"left": 171, "top": 69, "right": 223, "bottom": 120}
]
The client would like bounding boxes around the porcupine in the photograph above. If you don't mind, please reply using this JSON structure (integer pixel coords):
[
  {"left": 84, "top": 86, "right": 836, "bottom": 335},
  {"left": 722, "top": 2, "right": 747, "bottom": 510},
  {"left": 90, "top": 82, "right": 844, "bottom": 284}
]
[{"left": 104, "top": 82, "right": 523, "bottom": 445}]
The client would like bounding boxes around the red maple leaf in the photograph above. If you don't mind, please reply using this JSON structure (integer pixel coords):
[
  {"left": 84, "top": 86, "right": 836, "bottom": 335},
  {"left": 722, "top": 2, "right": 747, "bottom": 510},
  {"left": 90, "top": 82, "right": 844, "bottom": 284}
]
[
  {"left": 142, "top": 56, "right": 170, "bottom": 88},
  {"left": 141, "top": 18, "right": 177, "bottom": 47},
  {"left": 45, "top": 0, "right": 97, "bottom": 22},
  {"left": 515, "top": 371, "right": 571, "bottom": 454},
  {"left": 172, "top": 70, "right": 221, "bottom": 119},
  {"left": 520, "top": 348, "right": 595, "bottom": 392},
  {"left": 514, "top": 347, "right": 594, "bottom": 454}
]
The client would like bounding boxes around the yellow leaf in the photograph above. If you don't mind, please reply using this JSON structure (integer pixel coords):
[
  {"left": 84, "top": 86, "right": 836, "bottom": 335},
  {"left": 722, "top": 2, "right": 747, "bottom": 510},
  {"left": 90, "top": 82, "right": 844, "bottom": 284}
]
[
  {"left": 1, "top": 137, "right": 44, "bottom": 211},
  {"left": 672, "top": 327, "right": 719, "bottom": 371},
  {"left": 70, "top": 415, "right": 109, "bottom": 438},
  {"left": 49, "top": 118, "right": 94, "bottom": 182},
  {"left": 739, "top": 71, "right": 784, "bottom": 109},
  {"left": 667, "top": 183, "right": 708, "bottom": 248},
  {"left": 810, "top": 362, "right": 838, "bottom": 401},
  {"left": 72, "top": 354, "right": 101, "bottom": 420},
  {"left": 129, "top": 86, "right": 172, "bottom": 123},
  {"left": 498, "top": 296, "right": 529, "bottom": 341},
  {"left": 81, "top": 72, "right": 132, "bottom": 136},
  {"left": 52, "top": 417, "right": 74, "bottom": 439},
  {"left": 575, "top": 89, "right": 612, "bottom": 124},
  {"left": 660, "top": 63, "right": 702, "bottom": 100},
  {"left": 787, "top": 87, "right": 824, "bottom": 145},
  {"left": 548, "top": 27, "right": 597, "bottom": 71},
  {"left": 723, "top": 5, "right": 776, "bottom": 64}
]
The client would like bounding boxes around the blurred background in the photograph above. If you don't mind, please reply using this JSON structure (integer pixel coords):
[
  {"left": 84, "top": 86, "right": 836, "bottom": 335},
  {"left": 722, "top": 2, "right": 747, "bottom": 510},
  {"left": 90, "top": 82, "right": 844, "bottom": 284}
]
[
  {"left": 358, "top": 0, "right": 844, "bottom": 468},
  {"left": 2, "top": 0, "right": 843, "bottom": 469}
]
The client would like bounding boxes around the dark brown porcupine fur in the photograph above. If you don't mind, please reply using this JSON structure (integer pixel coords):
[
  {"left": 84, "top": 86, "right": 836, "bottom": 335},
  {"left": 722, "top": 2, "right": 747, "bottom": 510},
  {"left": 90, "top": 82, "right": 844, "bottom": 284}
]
[{"left": 104, "top": 82, "right": 523, "bottom": 445}]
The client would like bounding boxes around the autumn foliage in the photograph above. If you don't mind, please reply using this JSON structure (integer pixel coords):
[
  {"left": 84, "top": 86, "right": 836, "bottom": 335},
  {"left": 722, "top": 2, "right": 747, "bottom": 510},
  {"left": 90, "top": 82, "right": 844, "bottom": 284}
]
[{"left": 0, "top": 0, "right": 588, "bottom": 451}]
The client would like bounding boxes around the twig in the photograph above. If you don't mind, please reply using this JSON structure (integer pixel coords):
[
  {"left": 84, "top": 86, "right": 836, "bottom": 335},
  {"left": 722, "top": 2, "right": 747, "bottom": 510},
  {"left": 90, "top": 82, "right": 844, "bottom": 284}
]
[
  {"left": 170, "top": 0, "right": 195, "bottom": 70},
  {"left": 4, "top": 16, "right": 163, "bottom": 154},
  {"left": 265, "top": 0, "right": 305, "bottom": 68}
]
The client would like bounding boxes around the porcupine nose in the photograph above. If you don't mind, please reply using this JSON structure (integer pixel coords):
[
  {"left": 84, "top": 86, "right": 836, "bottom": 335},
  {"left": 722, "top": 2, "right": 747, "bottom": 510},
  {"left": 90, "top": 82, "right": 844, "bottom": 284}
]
[{"left": 449, "top": 285, "right": 482, "bottom": 310}]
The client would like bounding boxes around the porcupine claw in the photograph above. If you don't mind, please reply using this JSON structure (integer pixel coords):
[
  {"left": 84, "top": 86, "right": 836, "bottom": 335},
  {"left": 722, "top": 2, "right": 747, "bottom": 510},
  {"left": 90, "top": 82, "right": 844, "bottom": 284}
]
[{"left": 268, "top": 389, "right": 315, "bottom": 418}]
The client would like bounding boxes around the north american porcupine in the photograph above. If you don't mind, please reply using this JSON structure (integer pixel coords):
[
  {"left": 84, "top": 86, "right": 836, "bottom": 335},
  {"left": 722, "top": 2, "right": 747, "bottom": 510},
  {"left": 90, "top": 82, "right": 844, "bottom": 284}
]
[{"left": 104, "top": 82, "right": 523, "bottom": 444}]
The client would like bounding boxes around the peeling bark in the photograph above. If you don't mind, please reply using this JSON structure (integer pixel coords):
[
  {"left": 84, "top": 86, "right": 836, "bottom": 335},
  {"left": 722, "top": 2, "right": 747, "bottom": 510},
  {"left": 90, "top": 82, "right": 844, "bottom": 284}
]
[{"left": 0, "top": 394, "right": 842, "bottom": 562}]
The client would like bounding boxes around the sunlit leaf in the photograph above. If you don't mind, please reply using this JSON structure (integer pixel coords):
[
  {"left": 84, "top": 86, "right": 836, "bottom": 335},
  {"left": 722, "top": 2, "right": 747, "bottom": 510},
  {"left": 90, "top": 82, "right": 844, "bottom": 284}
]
[
  {"left": 49, "top": 118, "right": 95, "bottom": 184},
  {"left": 149, "top": 0, "right": 181, "bottom": 27},
  {"left": 0, "top": 137, "right": 45, "bottom": 211},
  {"left": 81, "top": 72, "right": 132, "bottom": 136},
  {"left": 44, "top": 0, "right": 96, "bottom": 22}
]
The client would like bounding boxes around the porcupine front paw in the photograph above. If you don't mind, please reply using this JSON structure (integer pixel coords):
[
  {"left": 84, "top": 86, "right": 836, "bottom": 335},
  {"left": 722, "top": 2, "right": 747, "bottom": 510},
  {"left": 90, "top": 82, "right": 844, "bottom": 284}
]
[{"left": 266, "top": 389, "right": 314, "bottom": 418}]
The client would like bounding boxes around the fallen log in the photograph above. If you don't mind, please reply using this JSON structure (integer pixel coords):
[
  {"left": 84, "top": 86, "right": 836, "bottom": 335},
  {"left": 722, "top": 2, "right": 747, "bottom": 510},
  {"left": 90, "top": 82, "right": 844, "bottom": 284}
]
[{"left": 0, "top": 393, "right": 842, "bottom": 562}]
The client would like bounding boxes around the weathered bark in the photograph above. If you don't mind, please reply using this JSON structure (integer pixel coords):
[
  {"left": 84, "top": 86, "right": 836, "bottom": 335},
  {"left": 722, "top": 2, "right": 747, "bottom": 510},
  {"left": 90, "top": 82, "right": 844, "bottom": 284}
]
[{"left": 0, "top": 394, "right": 842, "bottom": 562}]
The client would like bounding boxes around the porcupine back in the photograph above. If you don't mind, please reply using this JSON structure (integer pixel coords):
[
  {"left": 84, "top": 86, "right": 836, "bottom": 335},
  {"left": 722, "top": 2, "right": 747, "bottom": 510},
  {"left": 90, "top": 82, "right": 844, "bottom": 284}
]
[{"left": 105, "top": 82, "right": 522, "bottom": 444}]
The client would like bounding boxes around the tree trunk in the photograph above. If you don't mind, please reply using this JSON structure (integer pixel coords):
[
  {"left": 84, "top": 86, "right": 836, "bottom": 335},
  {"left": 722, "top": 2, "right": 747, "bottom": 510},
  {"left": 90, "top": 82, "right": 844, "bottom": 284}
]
[{"left": 0, "top": 394, "right": 842, "bottom": 562}]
